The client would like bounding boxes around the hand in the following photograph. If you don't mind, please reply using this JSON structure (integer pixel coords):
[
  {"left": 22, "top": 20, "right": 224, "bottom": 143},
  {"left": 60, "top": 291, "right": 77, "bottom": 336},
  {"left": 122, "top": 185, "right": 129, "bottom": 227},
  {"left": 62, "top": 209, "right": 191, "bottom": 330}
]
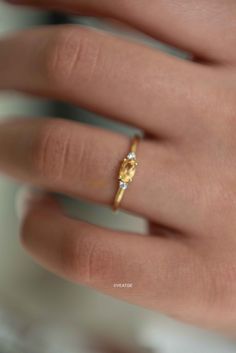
[{"left": 1, "top": 0, "right": 236, "bottom": 331}]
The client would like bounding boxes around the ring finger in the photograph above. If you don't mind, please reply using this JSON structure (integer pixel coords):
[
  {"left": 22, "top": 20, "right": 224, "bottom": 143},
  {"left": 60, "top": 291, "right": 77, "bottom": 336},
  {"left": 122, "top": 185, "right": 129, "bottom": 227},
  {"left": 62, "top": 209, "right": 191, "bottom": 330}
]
[{"left": 0, "top": 117, "right": 193, "bottom": 228}]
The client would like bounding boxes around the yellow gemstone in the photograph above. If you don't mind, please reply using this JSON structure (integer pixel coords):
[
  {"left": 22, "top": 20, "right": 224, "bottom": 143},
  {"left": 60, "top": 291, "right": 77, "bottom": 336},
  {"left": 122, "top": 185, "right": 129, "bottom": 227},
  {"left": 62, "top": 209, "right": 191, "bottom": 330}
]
[{"left": 119, "top": 158, "right": 138, "bottom": 183}]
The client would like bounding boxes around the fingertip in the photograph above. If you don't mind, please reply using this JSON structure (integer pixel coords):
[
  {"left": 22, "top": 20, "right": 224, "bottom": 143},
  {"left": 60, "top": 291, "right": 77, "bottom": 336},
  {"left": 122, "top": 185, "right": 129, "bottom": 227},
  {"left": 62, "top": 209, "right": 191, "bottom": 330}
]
[
  {"left": 17, "top": 187, "right": 59, "bottom": 220},
  {"left": 19, "top": 189, "right": 62, "bottom": 246}
]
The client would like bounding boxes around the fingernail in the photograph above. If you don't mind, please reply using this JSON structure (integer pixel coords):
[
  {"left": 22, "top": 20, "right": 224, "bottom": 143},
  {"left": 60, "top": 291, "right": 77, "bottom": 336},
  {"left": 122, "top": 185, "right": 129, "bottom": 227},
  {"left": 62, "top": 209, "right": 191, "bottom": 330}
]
[{"left": 15, "top": 186, "right": 46, "bottom": 221}]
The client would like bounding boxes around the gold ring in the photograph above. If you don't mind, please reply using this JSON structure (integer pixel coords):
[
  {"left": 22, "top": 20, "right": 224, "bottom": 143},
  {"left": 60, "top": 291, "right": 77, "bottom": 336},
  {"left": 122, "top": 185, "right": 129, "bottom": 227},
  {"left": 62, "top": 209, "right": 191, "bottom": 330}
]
[{"left": 113, "top": 135, "right": 140, "bottom": 212}]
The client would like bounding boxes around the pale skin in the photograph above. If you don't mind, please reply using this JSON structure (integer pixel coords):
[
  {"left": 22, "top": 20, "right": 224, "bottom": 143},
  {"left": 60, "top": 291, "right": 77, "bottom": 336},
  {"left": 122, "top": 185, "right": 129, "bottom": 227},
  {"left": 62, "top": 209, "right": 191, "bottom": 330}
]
[{"left": 1, "top": 0, "right": 236, "bottom": 331}]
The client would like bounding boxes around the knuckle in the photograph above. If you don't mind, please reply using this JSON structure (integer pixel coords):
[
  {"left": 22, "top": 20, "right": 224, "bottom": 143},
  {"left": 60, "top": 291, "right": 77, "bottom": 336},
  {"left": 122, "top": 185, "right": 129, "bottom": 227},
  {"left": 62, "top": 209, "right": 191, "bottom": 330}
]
[
  {"left": 61, "top": 232, "right": 112, "bottom": 284},
  {"left": 31, "top": 120, "right": 72, "bottom": 183},
  {"left": 42, "top": 27, "right": 102, "bottom": 85},
  {"left": 75, "top": 136, "right": 96, "bottom": 185}
]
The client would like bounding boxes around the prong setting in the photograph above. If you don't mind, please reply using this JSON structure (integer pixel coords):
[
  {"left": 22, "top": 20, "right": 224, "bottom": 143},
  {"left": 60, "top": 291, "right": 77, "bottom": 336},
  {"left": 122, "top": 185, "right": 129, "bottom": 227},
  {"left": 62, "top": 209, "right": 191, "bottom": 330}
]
[
  {"left": 119, "top": 181, "right": 128, "bottom": 190},
  {"left": 127, "top": 152, "right": 136, "bottom": 160}
]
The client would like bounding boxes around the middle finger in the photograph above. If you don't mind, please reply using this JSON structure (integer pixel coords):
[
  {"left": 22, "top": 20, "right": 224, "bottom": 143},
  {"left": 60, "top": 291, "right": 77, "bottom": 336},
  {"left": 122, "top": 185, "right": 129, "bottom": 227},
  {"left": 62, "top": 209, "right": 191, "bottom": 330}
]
[{"left": 0, "top": 25, "right": 211, "bottom": 138}]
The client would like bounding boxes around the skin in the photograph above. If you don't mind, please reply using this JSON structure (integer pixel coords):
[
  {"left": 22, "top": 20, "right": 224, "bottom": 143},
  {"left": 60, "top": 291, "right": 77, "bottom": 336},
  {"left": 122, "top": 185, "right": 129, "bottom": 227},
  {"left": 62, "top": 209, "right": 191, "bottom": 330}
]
[{"left": 2, "top": 0, "right": 236, "bottom": 331}]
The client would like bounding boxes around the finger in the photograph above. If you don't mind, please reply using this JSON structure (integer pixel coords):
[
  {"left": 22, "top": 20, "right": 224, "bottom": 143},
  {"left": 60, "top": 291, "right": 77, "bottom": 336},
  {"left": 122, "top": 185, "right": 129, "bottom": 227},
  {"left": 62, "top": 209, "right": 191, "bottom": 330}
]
[
  {"left": 21, "top": 195, "right": 207, "bottom": 322},
  {"left": 6, "top": 0, "right": 236, "bottom": 64},
  {"left": 0, "top": 25, "right": 212, "bottom": 138},
  {"left": 0, "top": 117, "right": 194, "bottom": 228}
]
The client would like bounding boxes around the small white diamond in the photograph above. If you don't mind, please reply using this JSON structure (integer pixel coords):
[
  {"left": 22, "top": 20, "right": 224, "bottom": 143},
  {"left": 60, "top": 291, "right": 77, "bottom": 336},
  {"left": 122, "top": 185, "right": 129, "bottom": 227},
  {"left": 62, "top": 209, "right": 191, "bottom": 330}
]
[
  {"left": 127, "top": 152, "right": 136, "bottom": 160},
  {"left": 119, "top": 181, "right": 128, "bottom": 190}
]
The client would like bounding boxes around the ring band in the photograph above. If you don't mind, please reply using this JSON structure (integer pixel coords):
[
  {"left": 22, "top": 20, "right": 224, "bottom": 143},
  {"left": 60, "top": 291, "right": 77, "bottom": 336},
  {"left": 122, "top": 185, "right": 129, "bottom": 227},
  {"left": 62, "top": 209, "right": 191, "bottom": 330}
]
[{"left": 113, "top": 135, "right": 140, "bottom": 212}]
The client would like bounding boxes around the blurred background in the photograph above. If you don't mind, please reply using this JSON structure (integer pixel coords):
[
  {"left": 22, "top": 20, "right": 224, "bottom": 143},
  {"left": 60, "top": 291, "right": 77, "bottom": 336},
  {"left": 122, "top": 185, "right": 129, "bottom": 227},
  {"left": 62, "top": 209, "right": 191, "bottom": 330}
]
[{"left": 1, "top": 3, "right": 236, "bottom": 352}]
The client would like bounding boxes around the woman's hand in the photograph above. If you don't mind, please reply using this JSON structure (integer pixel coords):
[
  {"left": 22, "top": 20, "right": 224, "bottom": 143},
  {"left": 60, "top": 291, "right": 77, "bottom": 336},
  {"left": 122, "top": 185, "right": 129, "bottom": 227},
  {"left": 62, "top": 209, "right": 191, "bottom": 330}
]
[{"left": 1, "top": 0, "right": 236, "bottom": 331}]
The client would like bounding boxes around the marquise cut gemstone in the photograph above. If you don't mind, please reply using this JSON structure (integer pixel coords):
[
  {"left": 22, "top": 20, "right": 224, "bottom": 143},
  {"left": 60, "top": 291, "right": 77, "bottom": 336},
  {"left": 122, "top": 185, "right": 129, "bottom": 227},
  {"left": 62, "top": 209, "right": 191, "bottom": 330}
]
[{"left": 119, "top": 158, "right": 138, "bottom": 183}]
